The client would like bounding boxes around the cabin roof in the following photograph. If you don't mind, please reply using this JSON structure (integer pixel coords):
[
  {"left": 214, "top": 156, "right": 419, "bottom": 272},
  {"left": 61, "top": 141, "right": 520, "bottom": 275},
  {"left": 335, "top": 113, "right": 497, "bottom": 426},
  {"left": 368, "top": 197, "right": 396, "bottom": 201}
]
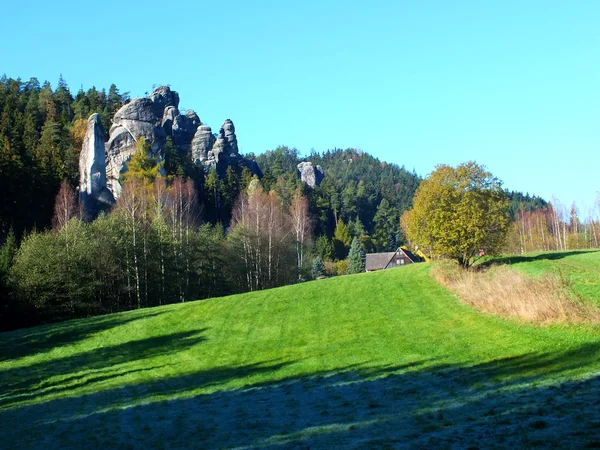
[
  {"left": 401, "top": 248, "right": 418, "bottom": 263},
  {"left": 365, "top": 247, "right": 419, "bottom": 271},
  {"left": 365, "top": 252, "right": 397, "bottom": 271}
]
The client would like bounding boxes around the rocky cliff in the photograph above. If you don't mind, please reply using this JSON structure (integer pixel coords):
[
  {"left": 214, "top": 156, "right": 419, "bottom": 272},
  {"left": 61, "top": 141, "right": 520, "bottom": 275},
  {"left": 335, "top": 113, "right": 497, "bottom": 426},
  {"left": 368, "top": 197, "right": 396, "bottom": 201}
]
[
  {"left": 105, "top": 97, "right": 168, "bottom": 199},
  {"left": 79, "top": 86, "right": 261, "bottom": 212},
  {"left": 78, "top": 114, "right": 113, "bottom": 216}
]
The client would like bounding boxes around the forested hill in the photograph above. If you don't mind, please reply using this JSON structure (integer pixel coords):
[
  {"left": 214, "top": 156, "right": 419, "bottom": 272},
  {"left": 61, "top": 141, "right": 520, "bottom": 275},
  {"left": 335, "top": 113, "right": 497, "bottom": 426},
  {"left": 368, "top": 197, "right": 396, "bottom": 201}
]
[
  {"left": 256, "top": 147, "right": 421, "bottom": 239},
  {"left": 506, "top": 191, "right": 548, "bottom": 217},
  {"left": 0, "top": 75, "right": 129, "bottom": 238},
  {"left": 0, "top": 75, "right": 422, "bottom": 245}
]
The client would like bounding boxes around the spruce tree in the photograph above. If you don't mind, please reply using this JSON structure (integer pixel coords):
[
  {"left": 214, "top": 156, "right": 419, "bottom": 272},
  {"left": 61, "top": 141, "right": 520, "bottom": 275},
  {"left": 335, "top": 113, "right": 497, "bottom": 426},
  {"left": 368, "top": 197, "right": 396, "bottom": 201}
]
[
  {"left": 348, "top": 236, "right": 366, "bottom": 274},
  {"left": 373, "top": 199, "right": 398, "bottom": 252},
  {"left": 312, "top": 256, "right": 325, "bottom": 279}
]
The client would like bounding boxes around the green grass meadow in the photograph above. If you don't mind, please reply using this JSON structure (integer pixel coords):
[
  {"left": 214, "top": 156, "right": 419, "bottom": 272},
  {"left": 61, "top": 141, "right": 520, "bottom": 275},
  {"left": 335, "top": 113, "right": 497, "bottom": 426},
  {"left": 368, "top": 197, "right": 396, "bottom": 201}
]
[
  {"left": 2, "top": 251, "right": 600, "bottom": 448},
  {"left": 486, "top": 250, "right": 600, "bottom": 304}
]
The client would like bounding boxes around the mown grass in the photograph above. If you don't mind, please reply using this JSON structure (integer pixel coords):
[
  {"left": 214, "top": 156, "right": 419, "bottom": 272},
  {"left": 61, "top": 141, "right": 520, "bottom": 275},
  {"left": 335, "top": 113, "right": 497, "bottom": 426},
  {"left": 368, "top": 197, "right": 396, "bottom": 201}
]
[{"left": 1, "top": 255, "right": 600, "bottom": 448}]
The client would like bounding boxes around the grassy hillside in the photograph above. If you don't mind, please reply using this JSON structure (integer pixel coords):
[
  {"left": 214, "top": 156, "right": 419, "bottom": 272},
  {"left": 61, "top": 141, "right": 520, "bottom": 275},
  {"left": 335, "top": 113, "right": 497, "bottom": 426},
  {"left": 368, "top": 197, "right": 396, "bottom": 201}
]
[
  {"left": 2, "top": 252, "right": 600, "bottom": 448},
  {"left": 487, "top": 250, "right": 600, "bottom": 304}
]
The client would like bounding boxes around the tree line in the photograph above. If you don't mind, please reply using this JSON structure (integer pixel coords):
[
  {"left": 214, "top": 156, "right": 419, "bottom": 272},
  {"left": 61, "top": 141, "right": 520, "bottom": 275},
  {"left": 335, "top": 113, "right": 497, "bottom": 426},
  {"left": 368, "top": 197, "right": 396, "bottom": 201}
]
[
  {"left": 0, "top": 138, "right": 309, "bottom": 329},
  {"left": 2, "top": 75, "right": 584, "bottom": 331},
  {"left": 0, "top": 75, "right": 129, "bottom": 239},
  {"left": 504, "top": 198, "right": 600, "bottom": 254}
]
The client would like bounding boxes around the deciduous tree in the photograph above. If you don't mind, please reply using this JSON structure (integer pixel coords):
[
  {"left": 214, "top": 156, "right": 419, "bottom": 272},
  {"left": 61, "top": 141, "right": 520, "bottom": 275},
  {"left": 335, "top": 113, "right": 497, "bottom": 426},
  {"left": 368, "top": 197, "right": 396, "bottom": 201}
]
[{"left": 401, "top": 161, "right": 509, "bottom": 268}]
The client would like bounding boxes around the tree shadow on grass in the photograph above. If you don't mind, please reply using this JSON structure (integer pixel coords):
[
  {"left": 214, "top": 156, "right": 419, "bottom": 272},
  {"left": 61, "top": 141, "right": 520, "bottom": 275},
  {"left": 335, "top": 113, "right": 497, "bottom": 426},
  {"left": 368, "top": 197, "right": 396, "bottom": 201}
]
[
  {"left": 0, "top": 309, "right": 168, "bottom": 363},
  {"left": 0, "top": 329, "right": 207, "bottom": 408},
  {"left": 480, "top": 250, "right": 596, "bottom": 269},
  {"left": 4, "top": 342, "right": 600, "bottom": 448}
]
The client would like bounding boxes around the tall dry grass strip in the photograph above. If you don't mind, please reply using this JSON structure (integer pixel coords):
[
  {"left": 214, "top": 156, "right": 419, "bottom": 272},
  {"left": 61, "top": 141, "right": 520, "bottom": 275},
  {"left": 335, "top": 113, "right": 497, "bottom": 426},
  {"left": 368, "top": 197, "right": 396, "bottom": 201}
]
[{"left": 432, "top": 263, "right": 600, "bottom": 325}]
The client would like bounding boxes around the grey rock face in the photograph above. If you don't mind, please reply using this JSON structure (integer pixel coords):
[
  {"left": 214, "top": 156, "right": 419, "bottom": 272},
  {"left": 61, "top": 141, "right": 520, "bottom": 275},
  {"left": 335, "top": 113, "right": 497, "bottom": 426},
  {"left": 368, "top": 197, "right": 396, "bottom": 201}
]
[
  {"left": 113, "top": 98, "right": 158, "bottom": 123},
  {"left": 191, "top": 119, "right": 241, "bottom": 171},
  {"left": 172, "top": 114, "right": 197, "bottom": 148},
  {"left": 81, "top": 85, "right": 261, "bottom": 207},
  {"left": 191, "top": 125, "right": 216, "bottom": 165},
  {"left": 222, "top": 119, "right": 238, "bottom": 155},
  {"left": 297, "top": 161, "right": 324, "bottom": 188},
  {"left": 161, "top": 106, "right": 200, "bottom": 154},
  {"left": 106, "top": 98, "right": 165, "bottom": 199},
  {"left": 211, "top": 129, "right": 228, "bottom": 165},
  {"left": 80, "top": 114, "right": 106, "bottom": 197},
  {"left": 148, "top": 86, "right": 179, "bottom": 118},
  {"left": 186, "top": 110, "right": 201, "bottom": 127},
  {"left": 161, "top": 105, "right": 179, "bottom": 135},
  {"left": 79, "top": 114, "right": 114, "bottom": 216}
]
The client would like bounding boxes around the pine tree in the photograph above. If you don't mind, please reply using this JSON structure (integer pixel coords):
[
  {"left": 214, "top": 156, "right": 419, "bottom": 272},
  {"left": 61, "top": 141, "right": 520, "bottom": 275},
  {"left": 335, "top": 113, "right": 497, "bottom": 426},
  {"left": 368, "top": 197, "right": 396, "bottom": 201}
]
[
  {"left": 312, "top": 256, "right": 325, "bottom": 279},
  {"left": 164, "top": 135, "right": 182, "bottom": 177},
  {"left": 220, "top": 166, "right": 239, "bottom": 221},
  {"left": 315, "top": 234, "right": 333, "bottom": 260},
  {"left": 347, "top": 236, "right": 366, "bottom": 274},
  {"left": 348, "top": 216, "right": 365, "bottom": 238},
  {"left": 204, "top": 166, "right": 219, "bottom": 222},
  {"left": 373, "top": 198, "right": 398, "bottom": 252}
]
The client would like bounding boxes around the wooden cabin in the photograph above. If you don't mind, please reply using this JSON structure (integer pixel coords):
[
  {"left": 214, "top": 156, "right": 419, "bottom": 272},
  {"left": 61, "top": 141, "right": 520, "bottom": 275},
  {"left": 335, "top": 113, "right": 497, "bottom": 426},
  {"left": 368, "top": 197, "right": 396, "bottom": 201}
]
[{"left": 365, "top": 247, "right": 420, "bottom": 272}]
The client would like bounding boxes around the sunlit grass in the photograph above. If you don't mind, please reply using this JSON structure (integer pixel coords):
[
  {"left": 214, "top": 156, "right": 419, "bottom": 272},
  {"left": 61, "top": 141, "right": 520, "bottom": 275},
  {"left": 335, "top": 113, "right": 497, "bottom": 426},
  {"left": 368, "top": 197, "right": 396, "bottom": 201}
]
[
  {"left": 485, "top": 249, "right": 600, "bottom": 304},
  {"left": 1, "top": 253, "right": 600, "bottom": 448}
]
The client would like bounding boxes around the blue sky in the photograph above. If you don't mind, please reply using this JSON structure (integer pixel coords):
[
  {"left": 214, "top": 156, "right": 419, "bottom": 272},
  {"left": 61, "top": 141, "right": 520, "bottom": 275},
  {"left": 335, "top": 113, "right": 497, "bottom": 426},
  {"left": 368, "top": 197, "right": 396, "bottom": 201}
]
[{"left": 2, "top": 1, "right": 599, "bottom": 214}]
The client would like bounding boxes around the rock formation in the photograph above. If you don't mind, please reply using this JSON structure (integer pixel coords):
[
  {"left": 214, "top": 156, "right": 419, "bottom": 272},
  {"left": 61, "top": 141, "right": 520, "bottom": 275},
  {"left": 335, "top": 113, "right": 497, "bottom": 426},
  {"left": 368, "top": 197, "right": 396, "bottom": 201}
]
[
  {"left": 79, "top": 85, "right": 262, "bottom": 215},
  {"left": 191, "top": 125, "right": 216, "bottom": 166},
  {"left": 103, "top": 86, "right": 200, "bottom": 199},
  {"left": 297, "top": 162, "right": 324, "bottom": 188},
  {"left": 222, "top": 119, "right": 238, "bottom": 155},
  {"left": 172, "top": 110, "right": 200, "bottom": 150},
  {"left": 211, "top": 126, "right": 229, "bottom": 164},
  {"left": 190, "top": 119, "right": 253, "bottom": 173},
  {"left": 161, "top": 105, "right": 178, "bottom": 135},
  {"left": 149, "top": 86, "right": 179, "bottom": 118},
  {"left": 79, "top": 114, "right": 113, "bottom": 216},
  {"left": 105, "top": 97, "right": 166, "bottom": 199}
]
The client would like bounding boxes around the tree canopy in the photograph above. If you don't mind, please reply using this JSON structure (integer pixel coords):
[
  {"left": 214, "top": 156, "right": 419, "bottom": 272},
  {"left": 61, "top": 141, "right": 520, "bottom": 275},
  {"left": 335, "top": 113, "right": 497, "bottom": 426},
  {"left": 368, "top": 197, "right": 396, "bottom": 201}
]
[{"left": 401, "top": 161, "right": 510, "bottom": 268}]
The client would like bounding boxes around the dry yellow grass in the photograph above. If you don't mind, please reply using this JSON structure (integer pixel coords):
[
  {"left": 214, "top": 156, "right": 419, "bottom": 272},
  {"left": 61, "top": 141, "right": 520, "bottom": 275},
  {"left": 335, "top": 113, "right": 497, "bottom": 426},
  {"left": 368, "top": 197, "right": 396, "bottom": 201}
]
[{"left": 432, "top": 263, "right": 600, "bottom": 325}]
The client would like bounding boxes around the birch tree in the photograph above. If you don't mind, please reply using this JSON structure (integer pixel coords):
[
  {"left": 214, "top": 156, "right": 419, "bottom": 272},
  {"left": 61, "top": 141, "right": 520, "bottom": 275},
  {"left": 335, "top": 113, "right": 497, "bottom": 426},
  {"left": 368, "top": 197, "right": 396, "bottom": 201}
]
[{"left": 290, "top": 190, "right": 312, "bottom": 280}]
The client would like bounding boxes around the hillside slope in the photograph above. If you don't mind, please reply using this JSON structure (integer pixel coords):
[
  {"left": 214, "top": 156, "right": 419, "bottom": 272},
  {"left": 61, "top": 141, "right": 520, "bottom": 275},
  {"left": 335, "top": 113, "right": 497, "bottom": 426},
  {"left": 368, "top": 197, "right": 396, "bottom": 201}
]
[
  {"left": 488, "top": 250, "right": 600, "bottom": 304},
  {"left": 2, "top": 255, "right": 600, "bottom": 448}
]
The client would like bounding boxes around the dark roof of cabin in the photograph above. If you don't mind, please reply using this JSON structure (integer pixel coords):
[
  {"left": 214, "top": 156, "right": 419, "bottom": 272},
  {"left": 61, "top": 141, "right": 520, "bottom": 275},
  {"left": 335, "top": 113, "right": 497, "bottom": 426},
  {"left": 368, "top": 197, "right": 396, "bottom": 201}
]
[
  {"left": 402, "top": 249, "right": 419, "bottom": 262},
  {"left": 365, "top": 252, "right": 396, "bottom": 271}
]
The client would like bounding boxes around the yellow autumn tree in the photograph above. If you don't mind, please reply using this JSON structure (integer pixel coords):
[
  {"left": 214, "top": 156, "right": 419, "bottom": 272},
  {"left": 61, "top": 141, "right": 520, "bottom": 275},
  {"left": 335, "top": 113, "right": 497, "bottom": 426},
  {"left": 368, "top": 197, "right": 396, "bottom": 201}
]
[{"left": 401, "top": 161, "right": 509, "bottom": 268}]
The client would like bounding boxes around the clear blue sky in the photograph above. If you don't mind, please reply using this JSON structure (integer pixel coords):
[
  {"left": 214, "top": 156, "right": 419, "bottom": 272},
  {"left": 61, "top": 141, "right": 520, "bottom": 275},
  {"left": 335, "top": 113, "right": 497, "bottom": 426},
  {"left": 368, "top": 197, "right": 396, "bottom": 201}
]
[{"left": 2, "top": 1, "right": 599, "bottom": 214}]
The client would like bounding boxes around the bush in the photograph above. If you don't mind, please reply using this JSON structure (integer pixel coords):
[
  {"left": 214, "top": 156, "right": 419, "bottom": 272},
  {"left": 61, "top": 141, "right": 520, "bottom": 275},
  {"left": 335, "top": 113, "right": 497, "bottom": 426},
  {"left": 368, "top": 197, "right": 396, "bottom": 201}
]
[{"left": 333, "top": 259, "right": 348, "bottom": 276}]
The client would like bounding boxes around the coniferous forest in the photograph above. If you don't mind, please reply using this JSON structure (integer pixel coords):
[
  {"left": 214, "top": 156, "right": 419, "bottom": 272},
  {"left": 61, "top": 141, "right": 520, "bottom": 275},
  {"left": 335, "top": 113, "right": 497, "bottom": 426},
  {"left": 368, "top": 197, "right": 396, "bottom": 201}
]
[{"left": 0, "top": 75, "right": 597, "bottom": 331}]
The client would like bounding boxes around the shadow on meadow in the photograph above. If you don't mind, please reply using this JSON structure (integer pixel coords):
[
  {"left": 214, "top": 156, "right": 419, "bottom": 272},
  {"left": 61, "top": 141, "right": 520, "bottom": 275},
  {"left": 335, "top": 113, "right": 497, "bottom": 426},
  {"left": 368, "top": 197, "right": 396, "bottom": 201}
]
[
  {"left": 0, "top": 310, "right": 168, "bottom": 363},
  {"left": 3, "top": 341, "right": 600, "bottom": 448},
  {"left": 480, "top": 250, "right": 595, "bottom": 269},
  {"left": 0, "top": 328, "right": 206, "bottom": 408}
]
